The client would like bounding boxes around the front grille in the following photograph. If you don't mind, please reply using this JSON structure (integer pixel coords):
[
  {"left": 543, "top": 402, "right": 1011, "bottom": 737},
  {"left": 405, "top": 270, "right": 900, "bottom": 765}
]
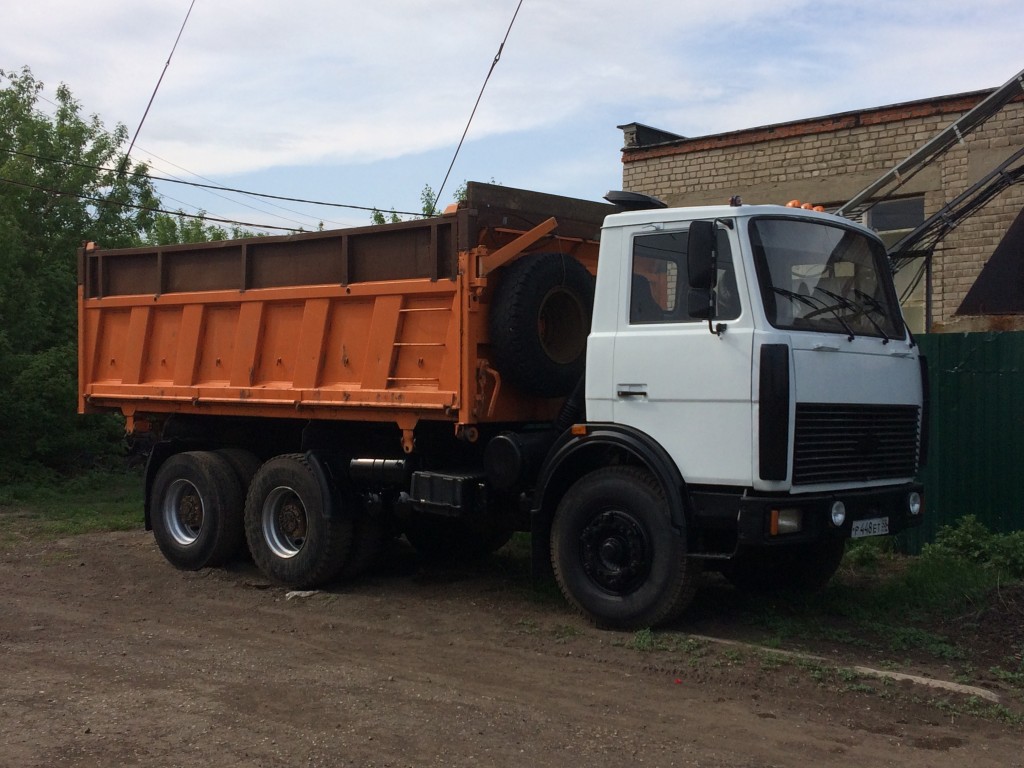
[{"left": 792, "top": 403, "right": 920, "bottom": 485}]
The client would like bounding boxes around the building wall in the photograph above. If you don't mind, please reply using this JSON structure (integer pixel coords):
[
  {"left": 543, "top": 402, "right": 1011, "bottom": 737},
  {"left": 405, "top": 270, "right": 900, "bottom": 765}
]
[{"left": 620, "top": 94, "right": 1024, "bottom": 330}]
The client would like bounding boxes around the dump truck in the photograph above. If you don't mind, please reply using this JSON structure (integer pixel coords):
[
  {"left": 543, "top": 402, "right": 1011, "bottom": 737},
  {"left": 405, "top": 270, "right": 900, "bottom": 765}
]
[{"left": 78, "top": 182, "right": 926, "bottom": 629}]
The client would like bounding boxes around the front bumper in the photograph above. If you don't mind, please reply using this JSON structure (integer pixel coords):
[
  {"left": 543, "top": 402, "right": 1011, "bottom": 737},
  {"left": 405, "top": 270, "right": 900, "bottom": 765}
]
[{"left": 733, "top": 482, "right": 924, "bottom": 550}]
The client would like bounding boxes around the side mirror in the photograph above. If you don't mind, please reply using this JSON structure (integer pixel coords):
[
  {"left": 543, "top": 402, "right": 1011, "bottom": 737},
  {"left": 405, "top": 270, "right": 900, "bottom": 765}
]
[
  {"left": 688, "top": 221, "right": 726, "bottom": 336},
  {"left": 687, "top": 220, "right": 716, "bottom": 290},
  {"left": 688, "top": 288, "right": 715, "bottom": 320}
]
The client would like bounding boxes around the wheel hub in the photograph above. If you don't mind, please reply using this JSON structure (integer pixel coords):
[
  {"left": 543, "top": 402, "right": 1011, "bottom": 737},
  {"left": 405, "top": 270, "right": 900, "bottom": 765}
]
[
  {"left": 162, "top": 479, "right": 204, "bottom": 546},
  {"left": 277, "top": 500, "right": 307, "bottom": 540},
  {"left": 262, "top": 486, "right": 308, "bottom": 559},
  {"left": 538, "top": 287, "right": 586, "bottom": 364},
  {"left": 600, "top": 537, "right": 625, "bottom": 566},
  {"left": 580, "top": 509, "right": 650, "bottom": 595},
  {"left": 179, "top": 493, "right": 203, "bottom": 531}
]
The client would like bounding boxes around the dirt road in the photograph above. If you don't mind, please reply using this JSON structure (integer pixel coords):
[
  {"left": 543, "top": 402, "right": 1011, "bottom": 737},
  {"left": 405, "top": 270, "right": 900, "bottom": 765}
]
[{"left": 1, "top": 530, "right": 1020, "bottom": 768}]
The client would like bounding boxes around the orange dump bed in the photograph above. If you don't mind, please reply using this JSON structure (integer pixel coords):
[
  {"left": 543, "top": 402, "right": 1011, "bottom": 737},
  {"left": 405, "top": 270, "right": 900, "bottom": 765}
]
[{"left": 78, "top": 183, "right": 608, "bottom": 445}]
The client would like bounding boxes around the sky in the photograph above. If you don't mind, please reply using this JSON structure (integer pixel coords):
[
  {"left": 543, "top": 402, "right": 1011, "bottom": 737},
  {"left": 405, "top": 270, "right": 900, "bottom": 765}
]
[{"left": 6, "top": 0, "right": 1024, "bottom": 233}]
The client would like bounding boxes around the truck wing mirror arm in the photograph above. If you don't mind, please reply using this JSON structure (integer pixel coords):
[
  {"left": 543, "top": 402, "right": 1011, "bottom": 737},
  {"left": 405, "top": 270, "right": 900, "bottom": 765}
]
[{"left": 687, "top": 220, "right": 725, "bottom": 336}]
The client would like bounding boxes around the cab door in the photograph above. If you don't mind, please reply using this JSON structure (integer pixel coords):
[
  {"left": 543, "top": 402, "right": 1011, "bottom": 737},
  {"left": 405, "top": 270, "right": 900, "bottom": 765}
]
[{"left": 610, "top": 224, "right": 756, "bottom": 487}]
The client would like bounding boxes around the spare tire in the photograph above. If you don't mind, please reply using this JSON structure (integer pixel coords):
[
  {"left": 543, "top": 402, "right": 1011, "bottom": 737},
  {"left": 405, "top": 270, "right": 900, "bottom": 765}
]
[{"left": 490, "top": 252, "right": 594, "bottom": 397}]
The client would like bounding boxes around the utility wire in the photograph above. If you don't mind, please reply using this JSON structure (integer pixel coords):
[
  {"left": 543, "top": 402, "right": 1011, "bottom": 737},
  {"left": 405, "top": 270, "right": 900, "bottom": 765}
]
[
  {"left": 431, "top": 0, "right": 523, "bottom": 214},
  {"left": 30, "top": 92, "right": 339, "bottom": 229},
  {"left": 26, "top": 20, "right": 424, "bottom": 228},
  {"left": 108, "top": 0, "right": 320, "bottom": 231},
  {"left": 147, "top": 168, "right": 420, "bottom": 216},
  {"left": 0, "top": 175, "right": 303, "bottom": 233},
  {"left": 2, "top": 147, "right": 423, "bottom": 218},
  {"left": 123, "top": 0, "right": 197, "bottom": 166},
  {"left": 124, "top": 147, "right": 353, "bottom": 228}
]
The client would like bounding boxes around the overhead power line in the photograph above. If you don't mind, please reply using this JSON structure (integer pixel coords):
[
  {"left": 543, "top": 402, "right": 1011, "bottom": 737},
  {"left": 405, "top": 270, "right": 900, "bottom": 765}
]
[
  {"left": 432, "top": 0, "right": 524, "bottom": 213},
  {"left": 124, "top": 0, "right": 197, "bottom": 165},
  {"left": 1, "top": 147, "right": 423, "bottom": 217},
  {"left": 30, "top": 91, "right": 341, "bottom": 229},
  {"left": 108, "top": 1, "right": 359, "bottom": 230},
  {"left": 0, "top": 174, "right": 304, "bottom": 233},
  {"left": 124, "top": 146, "right": 351, "bottom": 228}
]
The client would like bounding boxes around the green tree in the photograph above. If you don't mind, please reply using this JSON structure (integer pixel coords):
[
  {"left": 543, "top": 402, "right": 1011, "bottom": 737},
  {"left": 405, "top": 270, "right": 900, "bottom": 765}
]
[
  {"left": 0, "top": 67, "right": 159, "bottom": 477},
  {"left": 370, "top": 182, "right": 471, "bottom": 224},
  {"left": 148, "top": 209, "right": 254, "bottom": 245},
  {"left": 370, "top": 208, "right": 402, "bottom": 226}
]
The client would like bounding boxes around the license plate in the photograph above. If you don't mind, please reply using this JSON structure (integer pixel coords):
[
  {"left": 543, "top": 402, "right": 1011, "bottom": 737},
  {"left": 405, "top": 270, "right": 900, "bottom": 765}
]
[{"left": 851, "top": 516, "right": 889, "bottom": 538}]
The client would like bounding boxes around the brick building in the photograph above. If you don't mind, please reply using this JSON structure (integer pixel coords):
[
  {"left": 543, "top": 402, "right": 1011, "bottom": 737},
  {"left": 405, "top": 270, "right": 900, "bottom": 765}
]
[{"left": 618, "top": 90, "right": 1024, "bottom": 332}]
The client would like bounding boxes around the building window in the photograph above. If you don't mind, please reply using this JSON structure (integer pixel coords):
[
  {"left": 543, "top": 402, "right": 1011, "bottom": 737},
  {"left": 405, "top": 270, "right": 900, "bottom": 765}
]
[{"left": 867, "top": 197, "right": 925, "bottom": 235}]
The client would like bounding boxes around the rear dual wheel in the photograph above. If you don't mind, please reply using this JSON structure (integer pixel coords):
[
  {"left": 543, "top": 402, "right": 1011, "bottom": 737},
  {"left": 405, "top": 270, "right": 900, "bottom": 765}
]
[
  {"left": 150, "top": 451, "right": 246, "bottom": 570},
  {"left": 243, "top": 454, "right": 354, "bottom": 589}
]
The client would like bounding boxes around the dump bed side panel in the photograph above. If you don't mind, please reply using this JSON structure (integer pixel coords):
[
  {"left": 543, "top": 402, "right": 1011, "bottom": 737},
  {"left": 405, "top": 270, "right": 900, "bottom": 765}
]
[
  {"left": 78, "top": 184, "right": 612, "bottom": 434},
  {"left": 80, "top": 277, "right": 463, "bottom": 421},
  {"left": 79, "top": 218, "right": 463, "bottom": 427}
]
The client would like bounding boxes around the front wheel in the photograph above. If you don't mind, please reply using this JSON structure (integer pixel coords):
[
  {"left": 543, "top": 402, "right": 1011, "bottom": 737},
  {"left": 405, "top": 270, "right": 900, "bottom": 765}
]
[
  {"left": 244, "top": 454, "right": 354, "bottom": 588},
  {"left": 550, "top": 466, "right": 700, "bottom": 630}
]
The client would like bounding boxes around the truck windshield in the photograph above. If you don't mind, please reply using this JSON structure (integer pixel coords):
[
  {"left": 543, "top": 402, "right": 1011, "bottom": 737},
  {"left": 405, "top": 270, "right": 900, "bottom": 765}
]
[{"left": 749, "top": 217, "right": 903, "bottom": 340}]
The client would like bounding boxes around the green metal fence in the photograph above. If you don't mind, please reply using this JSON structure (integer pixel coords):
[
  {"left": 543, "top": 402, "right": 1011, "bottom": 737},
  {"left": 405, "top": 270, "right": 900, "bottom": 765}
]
[{"left": 901, "top": 331, "right": 1024, "bottom": 552}]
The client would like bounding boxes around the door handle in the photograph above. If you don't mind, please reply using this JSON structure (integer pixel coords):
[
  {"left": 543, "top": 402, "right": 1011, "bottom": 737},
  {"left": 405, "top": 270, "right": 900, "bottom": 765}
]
[{"left": 617, "top": 384, "right": 647, "bottom": 398}]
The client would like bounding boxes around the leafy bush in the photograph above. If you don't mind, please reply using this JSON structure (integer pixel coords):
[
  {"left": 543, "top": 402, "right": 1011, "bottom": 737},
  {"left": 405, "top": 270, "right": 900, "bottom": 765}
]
[{"left": 922, "top": 515, "right": 1024, "bottom": 581}]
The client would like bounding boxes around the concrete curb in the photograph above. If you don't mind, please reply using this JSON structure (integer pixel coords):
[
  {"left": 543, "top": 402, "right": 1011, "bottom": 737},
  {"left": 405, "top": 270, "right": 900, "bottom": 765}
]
[{"left": 689, "top": 633, "right": 1001, "bottom": 704}]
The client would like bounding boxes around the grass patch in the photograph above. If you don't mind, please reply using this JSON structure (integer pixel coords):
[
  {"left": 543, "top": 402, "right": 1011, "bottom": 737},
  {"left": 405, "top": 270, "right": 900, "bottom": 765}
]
[
  {"left": 623, "top": 629, "right": 712, "bottom": 658},
  {"left": 735, "top": 517, "right": 1024, "bottom": 679},
  {"left": 553, "top": 623, "right": 585, "bottom": 641},
  {"left": 628, "top": 627, "right": 659, "bottom": 652},
  {"left": 866, "top": 622, "right": 964, "bottom": 660},
  {"left": 0, "top": 468, "right": 142, "bottom": 544},
  {"left": 931, "top": 695, "right": 1024, "bottom": 726}
]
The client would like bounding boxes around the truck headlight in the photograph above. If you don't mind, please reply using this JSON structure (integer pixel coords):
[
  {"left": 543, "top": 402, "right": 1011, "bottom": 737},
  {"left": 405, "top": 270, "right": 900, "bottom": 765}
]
[
  {"left": 908, "top": 492, "right": 922, "bottom": 516},
  {"left": 830, "top": 501, "right": 847, "bottom": 527}
]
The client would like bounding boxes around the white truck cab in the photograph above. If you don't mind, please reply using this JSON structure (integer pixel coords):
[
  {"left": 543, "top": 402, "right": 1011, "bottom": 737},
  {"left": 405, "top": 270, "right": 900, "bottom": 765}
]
[{"left": 544, "top": 203, "right": 926, "bottom": 607}]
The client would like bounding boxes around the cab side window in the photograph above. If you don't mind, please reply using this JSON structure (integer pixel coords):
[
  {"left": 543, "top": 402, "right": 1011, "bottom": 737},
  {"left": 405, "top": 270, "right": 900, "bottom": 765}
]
[{"left": 630, "top": 229, "right": 739, "bottom": 324}]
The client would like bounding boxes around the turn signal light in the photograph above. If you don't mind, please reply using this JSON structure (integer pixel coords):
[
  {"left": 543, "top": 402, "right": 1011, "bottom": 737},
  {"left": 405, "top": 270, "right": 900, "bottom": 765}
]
[{"left": 769, "top": 508, "right": 803, "bottom": 536}]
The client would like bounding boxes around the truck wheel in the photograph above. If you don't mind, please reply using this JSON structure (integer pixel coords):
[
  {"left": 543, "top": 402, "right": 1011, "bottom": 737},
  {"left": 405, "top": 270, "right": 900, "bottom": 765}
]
[
  {"left": 244, "top": 454, "right": 354, "bottom": 589},
  {"left": 151, "top": 451, "right": 245, "bottom": 570},
  {"left": 550, "top": 466, "right": 700, "bottom": 629},
  {"left": 215, "top": 448, "right": 261, "bottom": 493},
  {"left": 214, "top": 448, "right": 262, "bottom": 560},
  {"left": 490, "top": 252, "right": 594, "bottom": 397},
  {"left": 725, "top": 539, "right": 846, "bottom": 594}
]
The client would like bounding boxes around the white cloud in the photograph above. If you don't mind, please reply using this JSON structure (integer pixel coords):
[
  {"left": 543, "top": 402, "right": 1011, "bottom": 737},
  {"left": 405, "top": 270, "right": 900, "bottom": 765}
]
[{"left": 6, "top": 0, "right": 1022, "bottom": 225}]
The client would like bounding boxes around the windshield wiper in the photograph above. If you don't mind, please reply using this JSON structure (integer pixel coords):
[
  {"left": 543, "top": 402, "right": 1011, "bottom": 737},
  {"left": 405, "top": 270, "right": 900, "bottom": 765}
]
[
  {"left": 815, "top": 286, "right": 890, "bottom": 343},
  {"left": 772, "top": 286, "right": 817, "bottom": 311},
  {"left": 851, "top": 289, "right": 899, "bottom": 344},
  {"left": 773, "top": 287, "right": 855, "bottom": 341}
]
